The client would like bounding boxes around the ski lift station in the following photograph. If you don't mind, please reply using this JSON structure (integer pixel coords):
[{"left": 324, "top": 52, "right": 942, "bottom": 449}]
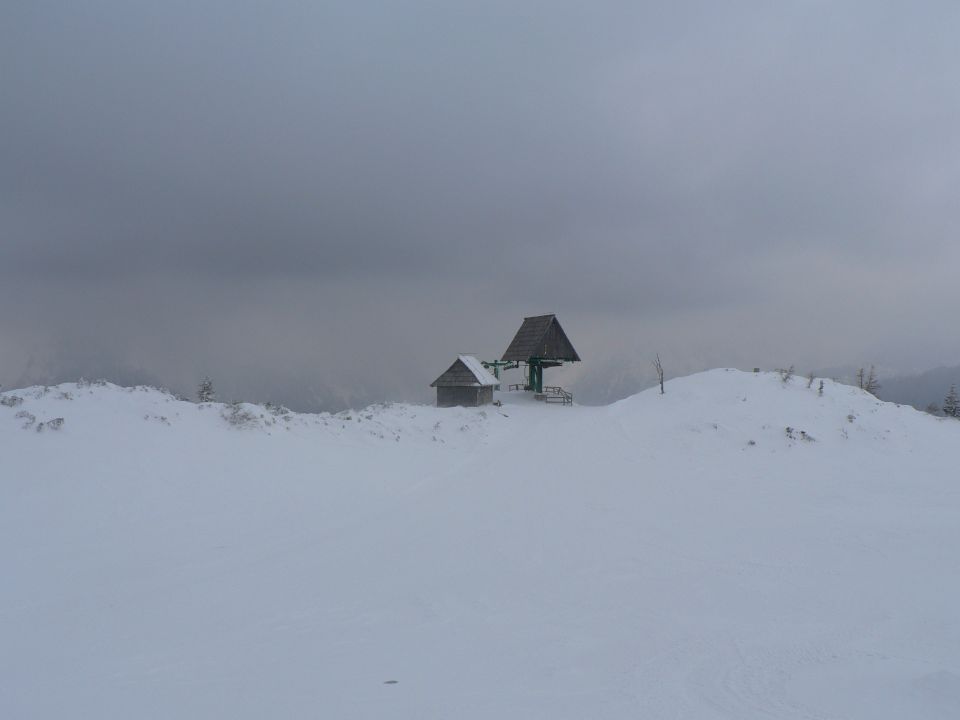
[{"left": 430, "top": 314, "right": 580, "bottom": 407}]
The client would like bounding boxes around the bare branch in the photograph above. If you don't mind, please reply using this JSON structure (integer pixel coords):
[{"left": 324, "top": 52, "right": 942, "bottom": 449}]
[{"left": 652, "top": 354, "right": 665, "bottom": 395}]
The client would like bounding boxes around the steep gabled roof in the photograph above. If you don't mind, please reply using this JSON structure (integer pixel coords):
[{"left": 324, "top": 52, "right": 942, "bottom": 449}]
[
  {"left": 502, "top": 314, "right": 581, "bottom": 362},
  {"left": 430, "top": 355, "right": 500, "bottom": 388}
]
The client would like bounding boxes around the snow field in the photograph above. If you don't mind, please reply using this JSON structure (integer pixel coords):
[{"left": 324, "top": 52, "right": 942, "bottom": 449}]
[{"left": 2, "top": 370, "right": 959, "bottom": 718}]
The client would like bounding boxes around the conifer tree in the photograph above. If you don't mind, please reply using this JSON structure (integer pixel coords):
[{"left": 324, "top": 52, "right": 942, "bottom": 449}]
[
  {"left": 197, "top": 377, "right": 216, "bottom": 403},
  {"left": 943, "top": 384, "right": 959, "bottom": 418},
  {"left": 856, "top": 366, "right": 880, "bottom": 396}
]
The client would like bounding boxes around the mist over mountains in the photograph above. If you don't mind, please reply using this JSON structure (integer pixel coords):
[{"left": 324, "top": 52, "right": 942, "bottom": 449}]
[{"left": 877, "top": 365, "right": 960, "bottom": 412}]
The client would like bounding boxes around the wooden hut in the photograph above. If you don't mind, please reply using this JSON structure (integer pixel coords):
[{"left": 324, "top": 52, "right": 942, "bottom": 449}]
[
  {"left": 430, "top": 355, "right": 500, "bottom": 407},
  {"left": 502, "top": 314, "right": 580, "bottom": 394}
]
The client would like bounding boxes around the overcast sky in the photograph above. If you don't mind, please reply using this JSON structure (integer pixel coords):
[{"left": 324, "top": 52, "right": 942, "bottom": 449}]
[{"left": 2, "top": 1, "right": 959, "bottom": 409}]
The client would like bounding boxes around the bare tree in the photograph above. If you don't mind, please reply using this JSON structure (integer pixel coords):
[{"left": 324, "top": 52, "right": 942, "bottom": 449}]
[{"left": 653, "top": 354, "right": 665, "bottom": 395}]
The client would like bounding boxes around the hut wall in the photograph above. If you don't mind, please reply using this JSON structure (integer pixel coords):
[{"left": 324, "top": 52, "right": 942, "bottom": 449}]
[{"left": 436, "top": 386, "right": 491, "bottom": 408}]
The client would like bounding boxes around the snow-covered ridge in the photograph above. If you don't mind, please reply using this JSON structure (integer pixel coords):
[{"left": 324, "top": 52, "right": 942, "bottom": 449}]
[
  {"left": 0, "top": 378, "right": 499, "bottom": 447},
  {"left": 3, "top": 370, "right": 960, "bottom": 719},
  {"left": 2, "top": 368, "right": 947, "bottom": 449}
]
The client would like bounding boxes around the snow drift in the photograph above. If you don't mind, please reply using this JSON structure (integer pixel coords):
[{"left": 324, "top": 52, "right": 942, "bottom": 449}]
[{"left": 2, "top": 370, "right": 959, "bottom": 719}]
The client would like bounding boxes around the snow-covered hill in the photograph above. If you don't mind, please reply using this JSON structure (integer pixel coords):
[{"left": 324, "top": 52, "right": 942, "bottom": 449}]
[{"left": 3, "top": 370, "right": 960, "bottom": 719}]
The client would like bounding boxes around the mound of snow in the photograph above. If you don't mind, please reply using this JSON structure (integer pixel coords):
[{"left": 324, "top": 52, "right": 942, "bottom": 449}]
[{"left": 2, "top": 371, "right": 959, "bottom": 719}]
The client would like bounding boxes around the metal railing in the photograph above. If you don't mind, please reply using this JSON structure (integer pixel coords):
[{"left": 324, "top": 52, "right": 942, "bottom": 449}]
[
  {"left": 541, "top": 386, "right": 573, "bottom": 405},
  {"left": 506, "top": 383, "right": 573, "bottom": 405}
]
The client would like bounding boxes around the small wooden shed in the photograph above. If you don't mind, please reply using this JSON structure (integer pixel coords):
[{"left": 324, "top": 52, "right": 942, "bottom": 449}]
[{"left": 430, "top": 355, "right": 499, "bottom": 407}]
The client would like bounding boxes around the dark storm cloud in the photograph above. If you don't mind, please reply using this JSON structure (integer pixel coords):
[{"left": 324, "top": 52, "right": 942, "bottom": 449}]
[{"left": 3, "top": 1, "right": 960, "bottom": 407}]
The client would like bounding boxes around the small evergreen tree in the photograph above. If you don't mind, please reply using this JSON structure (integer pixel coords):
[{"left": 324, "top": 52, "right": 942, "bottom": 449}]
[
  {"left": 943, "top": 385, "right": 959, "bottom": 418},
  {"left": 197, "top": 377, "right": 216, "bottom": 403},
  {"left": 856, "top": 365, "right": 880, "bottom": 396}
]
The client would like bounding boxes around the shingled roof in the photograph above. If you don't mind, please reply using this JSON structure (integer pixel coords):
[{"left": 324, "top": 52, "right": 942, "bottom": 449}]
[
  {"left": 502, "top": 314, "right": 581, "bottom": 362},
  {"left": 430, "top": 355, "right": 499, "bottom": 388}
]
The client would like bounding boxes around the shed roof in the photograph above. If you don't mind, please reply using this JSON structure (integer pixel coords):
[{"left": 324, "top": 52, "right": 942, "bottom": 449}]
[
  {"left": 502, "top": 314, "right": 581, "bottom": 362},
  {"left": 430, "top": 355, "right": 500, "bottom": 388}
]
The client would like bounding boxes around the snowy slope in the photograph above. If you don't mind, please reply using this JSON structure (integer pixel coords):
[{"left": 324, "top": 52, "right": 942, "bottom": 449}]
[{"left": 2, "top": 370, "right": 960, "bottom": 719}]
